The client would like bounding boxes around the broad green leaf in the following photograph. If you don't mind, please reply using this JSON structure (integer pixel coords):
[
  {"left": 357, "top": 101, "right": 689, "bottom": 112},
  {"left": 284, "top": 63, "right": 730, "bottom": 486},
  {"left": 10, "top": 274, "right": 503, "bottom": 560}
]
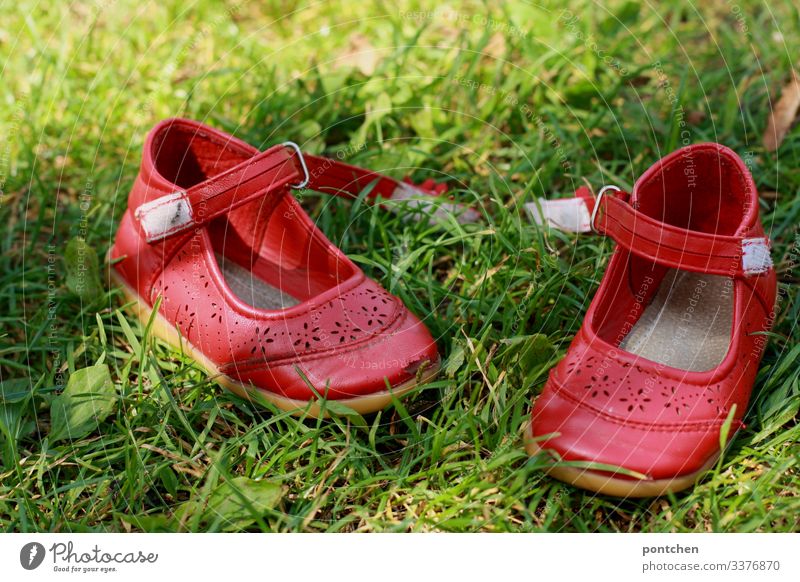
[
  {"left": 64, "top": 237, "right": 104, "bottom": 301},
  {"left": 178, "top": 477, "right": 282, "bottom": 530},
  {"left": 0, "top": 378, "right": 31, "bottom": 403},
  {"left": 50, "top": 364, "right": 117, "bottom": 442},
  {"left": 445, "top": 343, "right": 466, "bottom": 378},
  {"left": 158, "top": 465, "right": 179, "bottom": 498}
]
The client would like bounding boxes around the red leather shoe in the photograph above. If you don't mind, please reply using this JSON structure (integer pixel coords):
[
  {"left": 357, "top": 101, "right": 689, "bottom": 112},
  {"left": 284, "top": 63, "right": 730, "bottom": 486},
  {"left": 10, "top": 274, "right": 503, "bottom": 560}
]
[
  {"left": 526, "top": 144, "right": 776, "bottom": 497},
  {"left": 109, "top": 118, "right": 456, "bottom": 417}
]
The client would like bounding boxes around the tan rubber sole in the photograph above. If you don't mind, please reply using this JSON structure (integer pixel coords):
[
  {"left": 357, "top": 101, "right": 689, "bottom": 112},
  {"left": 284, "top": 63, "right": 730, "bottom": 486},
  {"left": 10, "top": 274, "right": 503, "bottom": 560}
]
[
  {"left": 109, "top": 267, "right": 440, "bottom": 418},
  {"left": 524, "top": 422, "right": 718, "bottom": 498}
]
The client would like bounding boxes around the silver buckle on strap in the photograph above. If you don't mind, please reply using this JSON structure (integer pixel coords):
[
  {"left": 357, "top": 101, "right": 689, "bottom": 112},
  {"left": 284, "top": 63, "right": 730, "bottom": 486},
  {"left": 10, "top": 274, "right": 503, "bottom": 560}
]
[
  {"left": 282, "top": 141, "right": 310, "bottom": 189},
  {"left": 590, "top": 185, "right": 621, "bottom": 234}
]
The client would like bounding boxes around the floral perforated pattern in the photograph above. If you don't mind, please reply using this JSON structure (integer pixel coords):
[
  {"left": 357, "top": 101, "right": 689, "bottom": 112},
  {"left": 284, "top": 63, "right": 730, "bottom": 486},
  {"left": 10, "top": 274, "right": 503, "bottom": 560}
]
[
  {"left": 556, "top": 342, "right": 741, "bottom": 424},
  {"left": 148, "top": 244, "right": 401, "bottom": 365}
]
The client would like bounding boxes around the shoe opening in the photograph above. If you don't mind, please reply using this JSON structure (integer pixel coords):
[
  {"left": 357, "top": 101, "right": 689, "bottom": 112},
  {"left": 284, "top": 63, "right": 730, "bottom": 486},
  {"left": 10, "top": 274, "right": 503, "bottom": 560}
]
[
  {"left": 633, "top": 145, "right": 754, "bottom": 237},
  {"left": 589, "top": 146, "right": 750, "bottom": 371},
  {"left": 149, "top": 119, "right": 357, "bottom": 308},
  {"left": 149, "top": 119, "right": 252, "bottom": 189},
  {"left": 208, "top": 202, "right": 356, "bottom": 308}
]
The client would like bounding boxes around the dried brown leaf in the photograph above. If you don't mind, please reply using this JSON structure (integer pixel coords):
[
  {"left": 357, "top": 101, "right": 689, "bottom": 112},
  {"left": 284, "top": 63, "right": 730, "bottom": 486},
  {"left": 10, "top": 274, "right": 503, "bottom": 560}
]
[{"left": 764, "top": 71, "right": 800, "bottom": 152}]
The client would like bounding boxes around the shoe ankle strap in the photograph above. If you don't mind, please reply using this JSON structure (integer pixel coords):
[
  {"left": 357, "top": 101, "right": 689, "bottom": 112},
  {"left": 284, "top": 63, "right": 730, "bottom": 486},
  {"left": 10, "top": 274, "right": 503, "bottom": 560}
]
[
  {"left": 135, "top": 144, "right": 301, "bottom": 243},
  {"left": 135, "top": 143, "right": 478, "bottom": 244},
  {"left": 527, "top": 187, "right": 773, "bottom": 278},
  {"left": 594, "top": 188, "right": 772, "bottom": 277}
]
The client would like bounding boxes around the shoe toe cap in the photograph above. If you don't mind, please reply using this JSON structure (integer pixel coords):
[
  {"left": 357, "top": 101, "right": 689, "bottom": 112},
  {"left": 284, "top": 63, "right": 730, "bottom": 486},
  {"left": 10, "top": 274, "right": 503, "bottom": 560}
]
[
  {"left": 233, "top": 310, "right": 439, "bottom": 402},
  {"left": 530, "top": 380, "right": 724, "bottom": 481}
]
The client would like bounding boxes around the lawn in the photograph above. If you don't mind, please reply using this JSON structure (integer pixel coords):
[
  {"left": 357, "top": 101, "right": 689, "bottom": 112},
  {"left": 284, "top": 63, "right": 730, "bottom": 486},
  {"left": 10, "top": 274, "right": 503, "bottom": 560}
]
[{"left": 0, "top": 0, "right": 799, "bottom": 532}]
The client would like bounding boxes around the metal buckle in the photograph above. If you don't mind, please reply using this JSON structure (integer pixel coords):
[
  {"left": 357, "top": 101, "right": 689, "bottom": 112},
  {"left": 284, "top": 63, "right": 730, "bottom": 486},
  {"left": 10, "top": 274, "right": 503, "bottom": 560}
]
[
  {"left": 590, "top": 185, "right": 621, "bottom": 233},
  {"left": 282, "top": 141, "right": 310, "bottom": 189}
]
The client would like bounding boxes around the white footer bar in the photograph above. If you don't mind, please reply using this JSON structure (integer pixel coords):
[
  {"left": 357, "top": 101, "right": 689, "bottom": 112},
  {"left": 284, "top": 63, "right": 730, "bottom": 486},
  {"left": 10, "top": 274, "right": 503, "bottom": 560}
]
[{"left": 1, "top": 533, "right": 797, "bottom": 581}]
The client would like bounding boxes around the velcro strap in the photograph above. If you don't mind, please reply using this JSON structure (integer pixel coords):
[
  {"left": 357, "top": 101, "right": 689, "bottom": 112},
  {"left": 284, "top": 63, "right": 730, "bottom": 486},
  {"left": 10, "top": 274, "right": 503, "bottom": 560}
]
[
  {"left": 594, "top": 195, "right": 772, "bottom": 277},
  {"left": 527, "top": 188, "right": 772, "bottom": 277},
  {"left": 135, "top": 145, "right": 300, "bottom": 243},
  {"left": 524, "top": 186, "right": 595, "bottom": 232},
  {"left": 136, "top": 144, "right": 480, "bottom": 244}
]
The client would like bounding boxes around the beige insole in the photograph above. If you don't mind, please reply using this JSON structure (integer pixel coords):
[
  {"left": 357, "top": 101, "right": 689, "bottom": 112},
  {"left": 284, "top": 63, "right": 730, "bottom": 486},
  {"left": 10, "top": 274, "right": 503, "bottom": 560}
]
[
  {"left": 217, "top": 254, "right": 300, "bottom": 311},
  {"left": 619, "top": 269, "right": 733, "bottom": 372}
]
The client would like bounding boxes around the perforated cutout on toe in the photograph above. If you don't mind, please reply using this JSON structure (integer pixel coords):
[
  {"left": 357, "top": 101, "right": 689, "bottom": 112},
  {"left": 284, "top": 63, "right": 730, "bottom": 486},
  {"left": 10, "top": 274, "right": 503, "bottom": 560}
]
[
  {"left": 149, "top": 241, "right": 403, "bottom": 366},
  {"left": 556, "top": 340, "right": 738, "bottom": 425}
]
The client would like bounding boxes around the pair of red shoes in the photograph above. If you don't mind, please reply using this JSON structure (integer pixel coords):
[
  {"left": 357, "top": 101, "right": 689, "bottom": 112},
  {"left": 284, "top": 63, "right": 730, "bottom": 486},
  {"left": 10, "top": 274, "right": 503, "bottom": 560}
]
[{"left": 110, "top": 119, "right": 775, "bottom": 497}]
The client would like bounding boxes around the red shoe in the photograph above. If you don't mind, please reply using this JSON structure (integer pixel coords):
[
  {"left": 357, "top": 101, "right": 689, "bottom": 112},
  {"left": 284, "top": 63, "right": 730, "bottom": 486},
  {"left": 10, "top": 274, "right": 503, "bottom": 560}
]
[
  {"left": 526, "top": 144, "right": 776, "bottom": 497},
  {"left": 109, "top": 118, "right": 464, "bottom": 417}
]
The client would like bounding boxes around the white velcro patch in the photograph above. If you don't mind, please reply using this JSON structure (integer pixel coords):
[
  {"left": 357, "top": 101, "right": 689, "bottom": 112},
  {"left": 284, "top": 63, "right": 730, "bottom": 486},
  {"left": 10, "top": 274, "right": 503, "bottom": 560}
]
[
  {"left": 134, "top": 191, "right": 194, "bottom": 243},
  {"left": 741, "top": 237, "right": 773, "bottom": 275},
  {"left": 389, "top": 183, "right": 481, "bottom": 225},
  {"left": 524, "top": 197, "right": 592, "bottom": 233}
]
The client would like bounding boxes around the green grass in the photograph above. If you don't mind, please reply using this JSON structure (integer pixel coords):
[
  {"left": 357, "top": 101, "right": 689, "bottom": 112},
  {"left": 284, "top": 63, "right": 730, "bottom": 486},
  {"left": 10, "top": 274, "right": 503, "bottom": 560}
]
[{"left": 1, "top": 0, "right": 799, "bottom": 532}]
